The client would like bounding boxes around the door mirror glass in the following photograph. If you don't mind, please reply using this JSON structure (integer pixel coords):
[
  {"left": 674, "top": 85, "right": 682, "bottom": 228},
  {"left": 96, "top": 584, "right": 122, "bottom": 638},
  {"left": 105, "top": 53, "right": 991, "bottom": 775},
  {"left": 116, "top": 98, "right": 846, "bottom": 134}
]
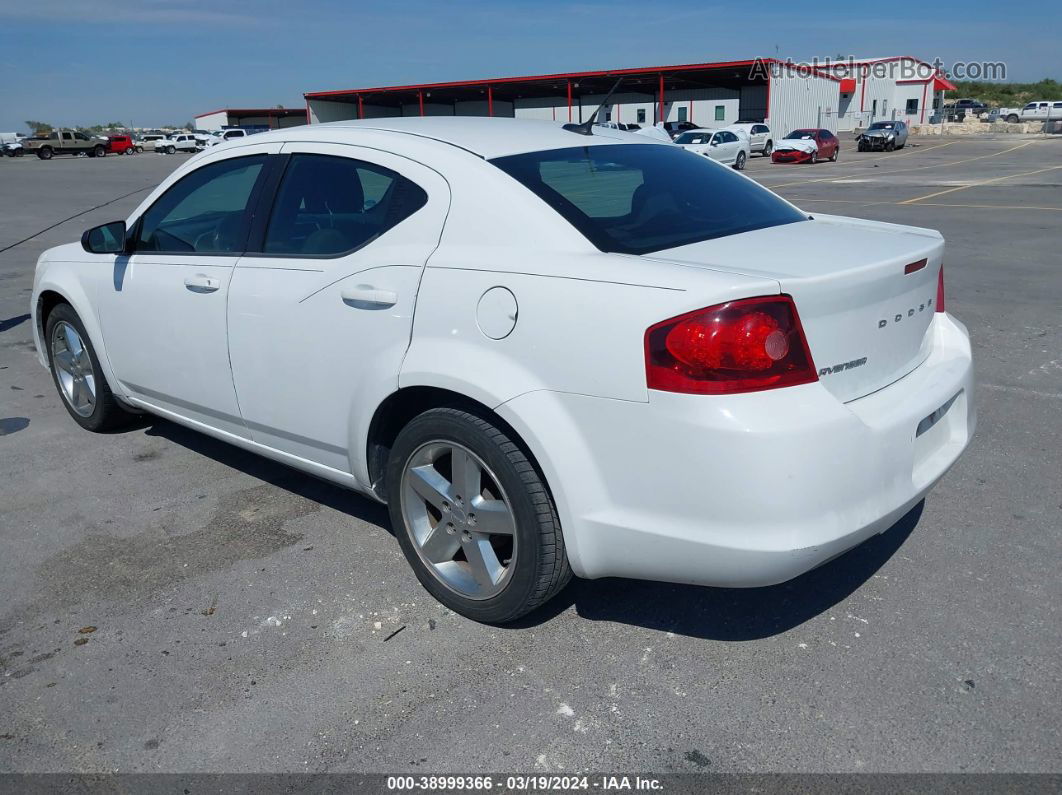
[{"left": 82, "top": 220, "right": 127, "bottom": 254}]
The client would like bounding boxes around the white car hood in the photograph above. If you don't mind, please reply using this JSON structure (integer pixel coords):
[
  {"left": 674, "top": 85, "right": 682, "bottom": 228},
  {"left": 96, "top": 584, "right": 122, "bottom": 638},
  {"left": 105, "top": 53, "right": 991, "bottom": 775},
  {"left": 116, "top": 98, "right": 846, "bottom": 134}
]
[{"left": 775, "top": 138, "right": 817, "bottom": 153}]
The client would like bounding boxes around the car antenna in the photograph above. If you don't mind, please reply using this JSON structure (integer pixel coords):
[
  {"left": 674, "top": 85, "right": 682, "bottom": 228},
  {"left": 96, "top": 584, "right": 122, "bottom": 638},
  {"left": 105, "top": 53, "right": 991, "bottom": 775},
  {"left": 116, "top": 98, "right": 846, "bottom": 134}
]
[{"left": 562, "top": 77, "right": 624, "bottom": 136}]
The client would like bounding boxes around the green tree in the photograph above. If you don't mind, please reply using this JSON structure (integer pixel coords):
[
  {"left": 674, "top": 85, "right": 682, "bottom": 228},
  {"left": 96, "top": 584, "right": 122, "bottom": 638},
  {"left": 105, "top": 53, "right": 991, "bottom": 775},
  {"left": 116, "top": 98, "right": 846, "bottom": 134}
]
[{"left": 25, "top": 120, "right": 52, "bottom": 134}]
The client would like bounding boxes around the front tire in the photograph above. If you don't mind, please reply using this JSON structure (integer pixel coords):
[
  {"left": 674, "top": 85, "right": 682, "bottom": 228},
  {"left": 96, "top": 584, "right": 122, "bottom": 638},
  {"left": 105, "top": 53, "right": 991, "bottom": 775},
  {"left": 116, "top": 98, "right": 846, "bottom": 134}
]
[
  {"left": 809, "top": 151, "right": 818, "bottom": 164},
  {"left": 37, "top": 146, "right": 53, "bottom": 160},
  {"left": 386, "top": 407, "right": 571, "bottom": 623},
  {"left": 45, "top": 304, "right": 134, "bottom": 432},
  {"left": 830, "top": 147, "right": 838, "bottom": 162},
  {"left": 166, "top": 145, "right": 176, "bottom": 154},
  {"left": 734, "top": 151, "right": 747, "bottom": 170},
  {"left": 1006, "top": 114, "right": 1019, "bottom": 123}
]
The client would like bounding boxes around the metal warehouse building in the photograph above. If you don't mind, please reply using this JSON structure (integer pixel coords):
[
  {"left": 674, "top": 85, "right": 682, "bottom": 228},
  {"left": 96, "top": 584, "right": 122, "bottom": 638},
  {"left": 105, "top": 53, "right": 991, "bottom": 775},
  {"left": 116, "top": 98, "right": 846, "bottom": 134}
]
[
  {"left": 194, "top": 107, "right": 309, "bottom": 132},
  {"left": 303, "top": 56, "right": 955, "bottom": 136}
]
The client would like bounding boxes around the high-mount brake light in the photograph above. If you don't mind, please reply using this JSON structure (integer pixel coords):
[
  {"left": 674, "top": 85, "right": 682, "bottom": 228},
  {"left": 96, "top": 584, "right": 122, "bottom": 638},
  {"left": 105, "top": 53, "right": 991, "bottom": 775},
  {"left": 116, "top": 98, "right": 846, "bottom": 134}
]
[{"left": 645, "top": 295, "right": 818, "bottom": 395}]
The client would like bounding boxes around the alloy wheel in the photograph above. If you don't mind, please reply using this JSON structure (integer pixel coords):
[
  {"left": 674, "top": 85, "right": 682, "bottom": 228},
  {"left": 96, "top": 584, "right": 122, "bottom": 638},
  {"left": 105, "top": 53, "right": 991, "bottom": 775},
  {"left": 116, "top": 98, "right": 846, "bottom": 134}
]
[
  {"left": 400, "top": 441, "right": 517, "bottom": 599},
  {"left": 51, "top": 321, "right": 96, "bottom": 417}
]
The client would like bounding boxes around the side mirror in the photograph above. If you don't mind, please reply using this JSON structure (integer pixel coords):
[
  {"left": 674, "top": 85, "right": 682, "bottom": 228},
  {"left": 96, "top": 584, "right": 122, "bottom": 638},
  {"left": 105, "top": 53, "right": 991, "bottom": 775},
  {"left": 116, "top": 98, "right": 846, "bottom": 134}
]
[
  {"left": 710, "top": 140, "right": 719, "bottom": 147},
  {"left": 81, "top": 220, "right": 128, "bottom": 254}
]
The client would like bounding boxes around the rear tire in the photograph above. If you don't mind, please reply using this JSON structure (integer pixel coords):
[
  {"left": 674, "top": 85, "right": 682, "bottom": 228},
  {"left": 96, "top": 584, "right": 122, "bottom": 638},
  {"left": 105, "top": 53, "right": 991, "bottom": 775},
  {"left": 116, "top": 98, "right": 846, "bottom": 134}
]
[
  {"left": 45, "top": 303, "right": 134, "bottom": 432},
  {"left": 92, "top": 144, "right": 105, "bottom": 158},
  {"left": 762, "top": 141, "right": 773, "bottom": 157},
  {"left": 386, "top": 407, "right": 572, "bottom": 624}
]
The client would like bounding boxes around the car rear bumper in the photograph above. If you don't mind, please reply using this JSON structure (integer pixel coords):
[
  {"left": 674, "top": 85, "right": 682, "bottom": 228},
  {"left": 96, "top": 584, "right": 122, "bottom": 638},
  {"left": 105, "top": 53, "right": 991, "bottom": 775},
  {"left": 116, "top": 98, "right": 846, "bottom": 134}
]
[{"left": 498, "top": 313, "right": 975, "bottom": 587}]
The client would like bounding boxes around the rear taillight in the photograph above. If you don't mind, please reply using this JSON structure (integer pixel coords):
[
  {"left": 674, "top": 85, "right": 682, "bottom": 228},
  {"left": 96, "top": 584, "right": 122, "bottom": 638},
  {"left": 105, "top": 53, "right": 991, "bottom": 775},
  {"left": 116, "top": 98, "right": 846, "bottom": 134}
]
[
  {"left": 935, "top": 266, "right": 945, "bottom": 313},
  {"left": 645, "top": 295, "right": 818, "bottom": 395}
]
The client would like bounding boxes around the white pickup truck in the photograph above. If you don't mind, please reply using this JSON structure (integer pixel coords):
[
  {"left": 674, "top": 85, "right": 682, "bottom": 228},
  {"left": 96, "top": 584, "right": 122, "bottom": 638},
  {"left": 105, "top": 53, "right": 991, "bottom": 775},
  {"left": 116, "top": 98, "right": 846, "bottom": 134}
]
[{"left": 998, "top": 101, "right": 1062, "bottom": 123}]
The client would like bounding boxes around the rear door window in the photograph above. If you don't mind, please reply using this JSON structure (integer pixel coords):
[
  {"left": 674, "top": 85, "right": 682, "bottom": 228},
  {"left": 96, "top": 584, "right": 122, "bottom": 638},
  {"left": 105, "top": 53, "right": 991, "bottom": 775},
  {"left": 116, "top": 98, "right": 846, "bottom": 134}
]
[{"left": 262, "top": 154, "right": 428, "bottom": 257}]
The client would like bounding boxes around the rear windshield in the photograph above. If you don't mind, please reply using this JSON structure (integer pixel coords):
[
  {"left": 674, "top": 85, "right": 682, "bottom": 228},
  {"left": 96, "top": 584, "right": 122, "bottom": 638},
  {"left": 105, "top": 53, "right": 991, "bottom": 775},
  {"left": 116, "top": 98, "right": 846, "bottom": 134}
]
[{"left": 490, "top": 143, "right": 806, "bottom": 255}]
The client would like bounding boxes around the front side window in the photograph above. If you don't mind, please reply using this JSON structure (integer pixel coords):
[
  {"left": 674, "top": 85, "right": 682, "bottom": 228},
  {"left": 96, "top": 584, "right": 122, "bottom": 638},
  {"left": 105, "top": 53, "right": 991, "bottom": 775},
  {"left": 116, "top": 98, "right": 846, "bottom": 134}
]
[
  {"left": 491, "top": 143, "right": 806, "bottom": 256},
  {"left": 135, "top": 155, "right": 266, "bottom": 254},
  {"left": 263, "top": 154, "right": 428, "bottom": 257},
  {"left": 675, "top": 132, "right": 710, "bottom": 145}
]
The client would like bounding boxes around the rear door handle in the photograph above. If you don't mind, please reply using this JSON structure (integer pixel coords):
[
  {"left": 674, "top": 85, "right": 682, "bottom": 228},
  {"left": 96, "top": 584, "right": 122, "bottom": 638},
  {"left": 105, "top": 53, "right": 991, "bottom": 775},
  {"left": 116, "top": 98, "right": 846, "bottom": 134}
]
[
  {"left": 341, "top": 284, "right": 398, "bottom": 308},
  {"left": 184, "top": 274, "right": 221, "bottom": 293}
]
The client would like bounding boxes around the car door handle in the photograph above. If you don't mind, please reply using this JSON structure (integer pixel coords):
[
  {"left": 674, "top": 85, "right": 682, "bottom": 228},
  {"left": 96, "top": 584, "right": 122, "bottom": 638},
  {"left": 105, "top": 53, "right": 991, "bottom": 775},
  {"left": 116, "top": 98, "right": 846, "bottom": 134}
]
[
  {"left": 184, "top": 274, "right": 221, "bottom": 293},
  {"left": 341, "top": 284, "right": 398, "bottom": 308}
]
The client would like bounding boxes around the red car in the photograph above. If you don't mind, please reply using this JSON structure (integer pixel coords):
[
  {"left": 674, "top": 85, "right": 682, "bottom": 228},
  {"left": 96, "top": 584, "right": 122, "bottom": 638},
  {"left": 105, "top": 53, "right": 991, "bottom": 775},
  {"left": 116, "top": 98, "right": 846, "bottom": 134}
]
[
  {"left": 106, "top": 134, "right": 138, "bottom": 155},
  {"left": 771, "top": 128, "right": 839, "bottom": 164}
]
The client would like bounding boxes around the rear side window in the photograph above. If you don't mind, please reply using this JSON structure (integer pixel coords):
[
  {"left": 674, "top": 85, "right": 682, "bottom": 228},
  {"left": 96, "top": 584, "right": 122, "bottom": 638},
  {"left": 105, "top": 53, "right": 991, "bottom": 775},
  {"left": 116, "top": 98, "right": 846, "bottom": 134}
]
[
  {"left": 262, "top": 154, "right": 428, "bottom": 257},
  {"left": 136, "top": 155, "right": 267, "bottom": 254},
  {"left": 491, "top": 143, "right": 806, "bottom": 255}
]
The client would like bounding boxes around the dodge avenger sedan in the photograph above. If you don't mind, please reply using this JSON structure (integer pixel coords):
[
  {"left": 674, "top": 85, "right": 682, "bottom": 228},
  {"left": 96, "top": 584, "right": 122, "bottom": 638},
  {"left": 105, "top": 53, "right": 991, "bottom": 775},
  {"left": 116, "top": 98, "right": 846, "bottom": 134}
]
[{"left": 31, "top": 117, "right": 974, "bottom": 623}]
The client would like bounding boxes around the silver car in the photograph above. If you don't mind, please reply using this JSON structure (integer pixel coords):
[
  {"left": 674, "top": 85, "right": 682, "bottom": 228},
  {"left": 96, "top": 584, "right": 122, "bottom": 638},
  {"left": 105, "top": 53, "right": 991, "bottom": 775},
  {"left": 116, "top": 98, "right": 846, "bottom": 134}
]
[{"left": 857, "top": 120, "right": 908, "bottom": 152}]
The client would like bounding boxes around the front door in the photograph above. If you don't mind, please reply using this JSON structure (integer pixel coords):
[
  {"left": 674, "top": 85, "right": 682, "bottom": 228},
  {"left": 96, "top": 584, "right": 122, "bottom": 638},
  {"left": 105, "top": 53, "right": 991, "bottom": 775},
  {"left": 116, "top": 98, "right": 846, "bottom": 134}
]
[
  {"left": 227, "top": 143, "right": 450, "bottom": 477},
  {"left": 97, "top": 144, "right": 279, "bottom": 435}
]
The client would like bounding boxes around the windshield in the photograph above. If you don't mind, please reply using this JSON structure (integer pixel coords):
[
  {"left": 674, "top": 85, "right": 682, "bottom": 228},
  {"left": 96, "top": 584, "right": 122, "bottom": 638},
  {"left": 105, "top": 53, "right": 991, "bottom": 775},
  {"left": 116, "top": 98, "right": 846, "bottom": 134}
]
[
  {"left": 785, "top": 130, "right": 815, "bottom": 140},
  {"left": 490, "top": 143, "right": 806, "bottom": 255},
  {"left": 674, "top": 132, "right": 712, "bottom": 145},
  {"left": 869, "top": 122, "right": 895, "bottom": 130}
]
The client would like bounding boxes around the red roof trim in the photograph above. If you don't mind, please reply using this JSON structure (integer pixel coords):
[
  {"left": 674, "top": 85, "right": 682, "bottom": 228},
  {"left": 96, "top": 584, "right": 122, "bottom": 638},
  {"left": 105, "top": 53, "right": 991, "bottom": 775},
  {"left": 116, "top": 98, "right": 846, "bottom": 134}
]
[
  {"left": 303, "top": 58, "right": 802, "bottom": 99},
  {"left": 934, "top": 76, "right": 957, "bottom": 92}
]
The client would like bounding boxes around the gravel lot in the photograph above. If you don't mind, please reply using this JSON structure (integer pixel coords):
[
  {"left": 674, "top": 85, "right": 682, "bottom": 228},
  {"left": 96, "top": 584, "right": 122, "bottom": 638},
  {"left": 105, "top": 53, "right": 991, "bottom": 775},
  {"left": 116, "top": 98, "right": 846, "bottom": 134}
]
[{"left": 1, "top": 137, "right": 1060, "bottom": 774}]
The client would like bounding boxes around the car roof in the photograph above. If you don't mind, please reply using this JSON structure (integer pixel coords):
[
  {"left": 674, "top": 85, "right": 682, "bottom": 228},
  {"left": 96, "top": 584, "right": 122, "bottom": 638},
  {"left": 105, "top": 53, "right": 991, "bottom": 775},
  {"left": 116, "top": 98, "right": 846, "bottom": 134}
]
[{"left": 269, "top": 117, "right": 668, "bottom": 159}]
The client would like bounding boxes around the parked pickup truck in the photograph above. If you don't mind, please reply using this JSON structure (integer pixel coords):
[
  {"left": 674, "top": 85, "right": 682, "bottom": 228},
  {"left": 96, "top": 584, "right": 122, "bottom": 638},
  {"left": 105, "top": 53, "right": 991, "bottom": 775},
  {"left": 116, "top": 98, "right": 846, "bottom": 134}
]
[
  {"left": 997, "top": 101, "right": 1062, "bottom": 123},
  {"left": 23, "top": 129, "right": 108, "bottom": 159}
]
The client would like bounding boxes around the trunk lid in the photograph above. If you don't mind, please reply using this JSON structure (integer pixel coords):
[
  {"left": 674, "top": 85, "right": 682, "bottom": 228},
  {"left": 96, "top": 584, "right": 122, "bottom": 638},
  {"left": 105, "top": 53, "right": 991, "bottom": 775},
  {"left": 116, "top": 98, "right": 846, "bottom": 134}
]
[{"left": 645, "top": 214, "right": 944, "bottom": 402}]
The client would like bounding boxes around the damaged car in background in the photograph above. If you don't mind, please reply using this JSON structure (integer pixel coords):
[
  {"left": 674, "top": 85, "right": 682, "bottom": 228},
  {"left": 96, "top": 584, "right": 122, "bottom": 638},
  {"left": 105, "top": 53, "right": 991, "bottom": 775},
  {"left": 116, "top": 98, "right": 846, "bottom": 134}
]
[{"left": 857, "top": 120, "right": 909, "bottom": 152}]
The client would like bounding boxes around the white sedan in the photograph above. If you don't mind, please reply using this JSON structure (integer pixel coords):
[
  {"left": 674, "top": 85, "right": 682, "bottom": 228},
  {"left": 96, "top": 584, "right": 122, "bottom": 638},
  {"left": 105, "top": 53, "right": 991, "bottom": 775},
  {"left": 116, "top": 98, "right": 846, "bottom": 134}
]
[
  {"left": 31, "top": 118, "right": 975, "bottom": 623},
  {"left": 674, "top": 127, "right": 751, "bottom": 169}
]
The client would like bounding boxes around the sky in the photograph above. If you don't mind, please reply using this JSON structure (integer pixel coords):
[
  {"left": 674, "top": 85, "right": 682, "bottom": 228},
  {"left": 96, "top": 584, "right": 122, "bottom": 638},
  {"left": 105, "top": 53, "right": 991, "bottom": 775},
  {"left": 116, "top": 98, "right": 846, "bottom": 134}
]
[{"left": 0, "top": 0, "right": 1057, "bottom": 132}]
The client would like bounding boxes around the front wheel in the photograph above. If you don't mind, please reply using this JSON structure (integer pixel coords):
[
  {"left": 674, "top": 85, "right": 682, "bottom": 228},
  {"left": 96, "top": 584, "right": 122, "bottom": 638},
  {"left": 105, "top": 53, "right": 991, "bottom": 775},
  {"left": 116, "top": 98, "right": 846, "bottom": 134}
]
[
  {"left": 45, "top": 304, "right": 134, "bottom": 432},
  {"left": 1006, "top": 114, "right": 1019, "bottom": 124},
  {"left": 37, "top": 146, "right": 53, "bottom": 160},
  {"left": 885, "top": 140, "right": 896, "bottom": 152},
  {"left": 830, "top": 147, "right": 838, "bottom": 162},
  {"left": 734, "top": 151, "right": 747, "bottom": 170},
  {"left": 166, "top": 145, "right": 176, "bottom": 154},
  {"left": 387, "top": 407, "right": 572, "bottom": 624},
  {"left": 809, "top": 151, "right": 817, "bottom": 164}
]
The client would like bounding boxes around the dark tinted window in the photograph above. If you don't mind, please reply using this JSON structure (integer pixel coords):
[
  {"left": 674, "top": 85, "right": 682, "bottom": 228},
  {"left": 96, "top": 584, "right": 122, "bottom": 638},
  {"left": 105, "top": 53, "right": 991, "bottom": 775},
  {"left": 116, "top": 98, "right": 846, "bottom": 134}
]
[
  {"left": 491, "top": 144, "right": 806, "bottom": 255},
  {"left": 263, "top": 154, "right": 428, "bottom": 257},
  {"left": 136, "top": 155, "right": 266, "bottom": 254}
]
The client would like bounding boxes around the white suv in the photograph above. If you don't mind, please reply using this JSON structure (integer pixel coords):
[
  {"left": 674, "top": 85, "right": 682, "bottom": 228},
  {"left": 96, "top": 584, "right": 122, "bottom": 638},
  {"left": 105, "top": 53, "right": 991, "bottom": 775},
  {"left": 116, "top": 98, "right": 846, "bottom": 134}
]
[
  {"left": 157, "top": 134, "right": 198, "bottom": 154},
  {"left": 727, "top": 122, "right": 773, "bottom": 156}
]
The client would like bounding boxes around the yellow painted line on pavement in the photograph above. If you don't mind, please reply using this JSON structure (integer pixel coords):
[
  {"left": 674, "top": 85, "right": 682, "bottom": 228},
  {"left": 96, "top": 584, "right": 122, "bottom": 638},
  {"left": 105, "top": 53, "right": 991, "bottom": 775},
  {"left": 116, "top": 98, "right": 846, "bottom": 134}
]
[
  {"left": 794, "top": 197, "right": 1062, "bottom": 212},
  {"left": 899, "top": 164, "right": 1062, "bottom": 204},
  {"left": 767, "top": 139, "right": 1039, "bottom": 190}
]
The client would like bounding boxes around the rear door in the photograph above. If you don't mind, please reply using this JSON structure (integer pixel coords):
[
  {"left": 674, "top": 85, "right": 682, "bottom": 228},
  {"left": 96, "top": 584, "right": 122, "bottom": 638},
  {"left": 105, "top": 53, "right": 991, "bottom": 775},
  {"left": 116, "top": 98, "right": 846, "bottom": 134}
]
[{"left": 227, "top": 143, "right": 450, "bottom": 474}]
